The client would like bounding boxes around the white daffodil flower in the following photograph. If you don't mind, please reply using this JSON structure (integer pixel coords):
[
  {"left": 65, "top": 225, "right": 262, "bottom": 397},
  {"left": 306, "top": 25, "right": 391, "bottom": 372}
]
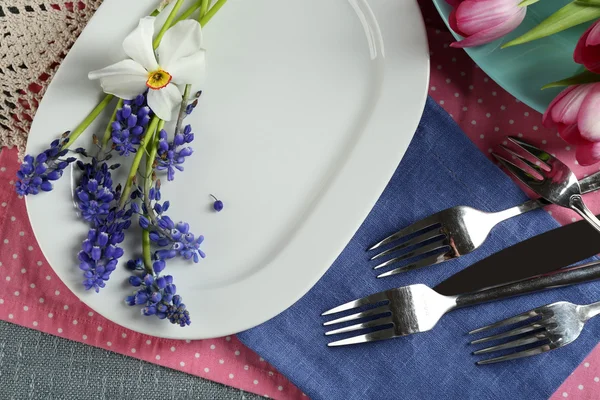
[{"left": 89, "top": 16, "right": 206, "bottom": 121}]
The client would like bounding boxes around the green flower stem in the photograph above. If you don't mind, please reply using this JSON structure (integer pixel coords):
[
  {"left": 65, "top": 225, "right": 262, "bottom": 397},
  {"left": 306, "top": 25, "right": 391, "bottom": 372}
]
[
  {"left": 142, "top": 230, "right": 153, "bottom": 272},
  {"left": 61, "top": 94, "right": 114, "bottom": 150},
  {"left": 200, "top": 0, "right": 228, "bottom": 26},
  {"left": 174, "top": 0, "right": 203, "bottom": 24},
  {"left": 199, "top": 0, "right": 210, "bottom": 19},
  {"left": 119, "top": 115, "right": 161, "bottom": 209},
  {"left": 141, "top": 119, "right": 163, "bottom": 272},
  {"left": 153, "top": 0, "right": 187, "bottom": 49},
  {"left": 101, "top": 98, "right": 123, "bottom": 151},
  {"left": 151, "top": 0, "right": 175, "bottom": 16}
]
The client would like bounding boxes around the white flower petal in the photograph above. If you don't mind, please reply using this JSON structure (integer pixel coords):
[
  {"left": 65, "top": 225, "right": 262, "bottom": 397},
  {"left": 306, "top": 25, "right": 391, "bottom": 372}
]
[
  {"left": 147, "top": 84, "right": 182, "bottom": 121},
  {"left": 88, "top": 60, "right": 148, "bottom": 99},
  {"left": 169, "top": 50, "right": 206, "bottom": 85},
  {"left": 123, "top": 16, "right": 159, "bottom": 72},
  {"left": 157, "top": 20, "right": 203, "bottom": 71}
]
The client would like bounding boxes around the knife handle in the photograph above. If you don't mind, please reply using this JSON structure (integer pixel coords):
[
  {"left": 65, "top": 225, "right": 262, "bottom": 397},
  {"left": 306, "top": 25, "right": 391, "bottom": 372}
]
[
  {"left": 581, "top": 171, "right": 600, "bottom": 194},
  {"left": 454, "top": 260, "right": 600, "bottom": 308}
]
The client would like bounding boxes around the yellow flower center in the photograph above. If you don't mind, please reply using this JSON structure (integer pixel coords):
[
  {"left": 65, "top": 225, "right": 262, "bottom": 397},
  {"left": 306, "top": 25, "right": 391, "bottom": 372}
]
[{"left": 146, "top": 69, "right": 172, "bottom": 90}]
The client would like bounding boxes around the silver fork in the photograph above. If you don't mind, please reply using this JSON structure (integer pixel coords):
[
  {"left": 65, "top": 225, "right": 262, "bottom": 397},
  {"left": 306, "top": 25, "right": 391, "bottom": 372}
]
[
  {"left": 322, "top": 260, "right": 600, "bottom": 346},
  {"left": 494, "top": 136, "right": 600, "bottom": 233},
  {"left": 368, "top": 170, "right": 600, "bottom": 278},
  {"left": 469, "top": 299, "right": 600, "bottom": 365}
]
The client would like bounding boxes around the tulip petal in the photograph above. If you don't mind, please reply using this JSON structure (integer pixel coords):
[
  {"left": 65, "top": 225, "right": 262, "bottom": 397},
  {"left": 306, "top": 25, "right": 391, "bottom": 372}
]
[
  {"left": 454, "top": 0, "right": 522, "bottom": 36},
  {"left": 88, "top": 60, "right": 149, "bottom": 99},
  {"left": 449, "top": 10, "right": 468, "bottom": 37},
  {"left": 123, "top": 16, "right": 159, "bottom": 72},
  {"left": 169, "top": 50, "right": 206, "bottom": 85},
  {"left": 578, "top": 83, "right": 600, "bottom": 141},
  {"left": 543, "top": 85, "right": 576, "bottom": 128},
  {"left": 576, "top": 141, "right": 600, "bottom": 166},
  {"left": 451, "top": 8, "right": 526, "bottom": 48},
  {"left": 549, "top": 84, "right": 594, "bottom": 127},
  {"left": 574, "top": 24, "right": 592, "bottom": 64},
  {"left": 147, "top": 84, "right": 182, "bottom": 121},
  {"left": 157, "top": 20, "right": 203, "bottom": 72},
  {"left": 586, "top": 20, "right": 600, "bottom": 46},
  {"left": 557, "top": 123, "right": 591, "bottom": 146}
]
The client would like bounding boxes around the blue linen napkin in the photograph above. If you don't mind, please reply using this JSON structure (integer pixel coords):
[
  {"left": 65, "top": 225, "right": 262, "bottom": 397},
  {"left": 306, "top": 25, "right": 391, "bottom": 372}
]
[{"left": 238, "top": 98, "right": 600, "bottom": 400}]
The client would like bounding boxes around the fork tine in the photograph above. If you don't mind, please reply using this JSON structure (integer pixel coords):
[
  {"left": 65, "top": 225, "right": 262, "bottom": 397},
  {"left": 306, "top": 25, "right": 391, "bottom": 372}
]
[
  {"left": 492, "top": 153, "right": 541, "bottom": 187},
  {"left": 368, "top": 214, "right": 441, "bottom": 251},
  {"left": 372, "top": 238, "right": 449, "bottom": 270},
  {"left": 327, "top": 327, "right": 397, "bottom": 347},
  {"left": 325, "top": 316, "right": 394, "bottom": 336},
  {"left": 500, "top": 145, "right": 550, "bottom": 177},
  {"left": 323, "top": 305, "right": 390, "bottom": 326},
  {"left": 500, "top": 145, "right": 547, "bottom": 174},
  {"left": 370, "top": 229, "right": 444, "bottom": 260},
  {"left": 470, "top": 322, "right": 544, "bottom": 345},
  {"left": 321, "top": 291, "right": 389, "bottom": 316},
  {"left": 507, "top": 136, "right": 553, "bottom": 165},
  {"left": 376, "top": 250, "right": 452, "bottom": 278},
  {"left": 472, "top": 331, "right": 547, "bottom": 355},
  {"left": 476, "top": 344, "right": 553, "bottom": 365},
  {"left": 469, "top": 309, "right": 539, "bottom": 335}
]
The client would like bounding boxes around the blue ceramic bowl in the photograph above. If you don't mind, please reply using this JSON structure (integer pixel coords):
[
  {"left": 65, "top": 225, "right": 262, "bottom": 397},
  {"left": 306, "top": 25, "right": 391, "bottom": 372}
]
[{"left": 431, "top": 0, "right": 589, "bottom": 113}]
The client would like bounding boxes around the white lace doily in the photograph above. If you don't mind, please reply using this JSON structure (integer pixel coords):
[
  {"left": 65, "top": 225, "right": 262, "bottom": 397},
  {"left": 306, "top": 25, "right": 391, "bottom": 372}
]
[{"left": 0, "top": 0, "right": 102, "bottom": 158}]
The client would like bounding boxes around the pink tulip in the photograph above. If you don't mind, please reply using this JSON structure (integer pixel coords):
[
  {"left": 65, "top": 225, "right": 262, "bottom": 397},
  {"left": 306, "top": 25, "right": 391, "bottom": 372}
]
[
  {"left": 574, "top": 20, "right": 600, "bottom": 73},
  {"left": 449, "top": 0, "right": 527, "bottom": 48},
  {"left": 543, "top": 83, "right": 600, "bottom": 165}
]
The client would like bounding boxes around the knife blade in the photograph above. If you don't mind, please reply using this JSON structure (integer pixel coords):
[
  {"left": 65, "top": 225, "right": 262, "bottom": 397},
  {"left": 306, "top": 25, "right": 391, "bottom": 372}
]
[{"left": 434, "top": 217, "right": 600, "bottom": 296}]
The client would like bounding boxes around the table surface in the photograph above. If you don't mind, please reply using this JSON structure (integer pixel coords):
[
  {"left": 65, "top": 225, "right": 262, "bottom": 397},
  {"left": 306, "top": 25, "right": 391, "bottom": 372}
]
[{"left": 0, "top": 319, "right": 263, "bottom": 400}]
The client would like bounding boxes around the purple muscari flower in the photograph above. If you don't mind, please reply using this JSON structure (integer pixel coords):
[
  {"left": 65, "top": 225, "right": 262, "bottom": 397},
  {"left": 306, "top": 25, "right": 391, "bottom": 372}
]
[
  {"left": 75, "top": 158, "right": 118, "bottom": 226},
  {"left": 16, "top": 136, "right": 77, "bottom": 196},
  {"left": 111, "top": 94, "right": 152, "bottom": 156},
  {"left": 79, "top": 227, "right": 125, "bottom": 292},
  {"left": 138, "top": 182, "right": 206, "bottom": 263},
  {"left": 184, "top": 92, "right": 201, "bottom": 116},
  {"left": 156, "top": 128, "right": 194, "bottom": 181},
  {"left": 125, "top": 263, "right": 191, "bottom": 327}
]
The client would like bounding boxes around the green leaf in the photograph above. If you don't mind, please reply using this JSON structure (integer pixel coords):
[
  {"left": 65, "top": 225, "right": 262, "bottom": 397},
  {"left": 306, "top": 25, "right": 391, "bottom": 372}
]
[
  {"left": 575, "top": 0, "right": 600, "bottom": 7},
  {"left": 542, "top": 70, "right": 600, "bottom": 89},
  {"left": 518, "top": 0, "right": 540, "bottom": 7},
  {"left": 502, "top": 2, "right": 600, "bottom": 48}
]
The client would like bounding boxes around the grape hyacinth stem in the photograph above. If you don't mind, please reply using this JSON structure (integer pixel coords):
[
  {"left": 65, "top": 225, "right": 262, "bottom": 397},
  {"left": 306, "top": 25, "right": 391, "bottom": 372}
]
[
  {"left": 61, "top": 94, "right": 114, "bottom": 150},
  {"left": 119, "top": 116, "right": 161, "bottom": 209},
  {"left": 175, "top": 85, "right": 192, "bottom": 135},
  {"left": 142, "top": 119, "right": 163, "bottom": 271},
  {"left": 101, "top": 98, "right": 124, "bottom": 151}
]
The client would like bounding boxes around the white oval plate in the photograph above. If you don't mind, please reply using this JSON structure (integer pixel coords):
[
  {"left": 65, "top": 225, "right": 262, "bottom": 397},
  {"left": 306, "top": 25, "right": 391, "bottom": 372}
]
[{"left": 26, "top": 0, "right": 429, "bottom": 339}]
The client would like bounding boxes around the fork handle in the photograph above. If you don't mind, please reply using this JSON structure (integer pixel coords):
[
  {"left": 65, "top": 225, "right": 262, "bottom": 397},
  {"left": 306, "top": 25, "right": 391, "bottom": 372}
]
[
  {"left": 489, "top": 172, "right": 600, "bottom": 222},
  {"left": 582, "top": 301, "right": 600, "bottom": 321},
  {"left": 570, "top": 195, "right": 600, "bottom": 234},
  {"left": 455, "top": 260, "right": 600, "bottom": 308}
]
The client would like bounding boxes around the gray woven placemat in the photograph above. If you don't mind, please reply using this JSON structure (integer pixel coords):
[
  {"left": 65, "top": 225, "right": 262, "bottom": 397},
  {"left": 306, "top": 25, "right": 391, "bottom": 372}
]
[{"left": 0, "top": 320, "right": 264, "bottom": 400}]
